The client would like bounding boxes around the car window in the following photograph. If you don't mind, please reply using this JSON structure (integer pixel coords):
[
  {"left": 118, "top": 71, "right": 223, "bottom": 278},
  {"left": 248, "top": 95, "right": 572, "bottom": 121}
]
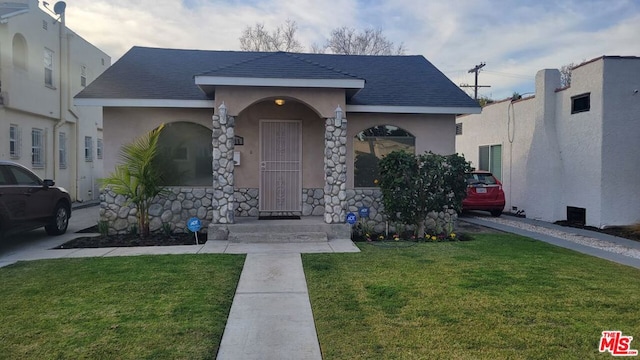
[
  {"left": 467, "top": 173, "right": 497, "bottom": 185},
  {"left": 8, "top": 165, "right": 42, "bottom": 186},
  {"left": 0, "top": 166, "right": 11, "bottom": 185}
]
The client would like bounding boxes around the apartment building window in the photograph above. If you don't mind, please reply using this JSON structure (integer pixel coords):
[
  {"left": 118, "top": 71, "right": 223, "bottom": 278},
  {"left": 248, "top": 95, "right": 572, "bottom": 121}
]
[
  {"left": 97, "top": 138, "right": 103, "bottom": 159},
  {"left": 571, "top": 93, "right": 590, "bottom": 114},
  {"left": 32, "top": 128, "right": 44, "bottom": 168},
  {"left": 80, "top": 65, "right": 87, "bottom": 87},
  {"left": 479, "top": 144, "right": 502, "bottom": 181},
  {"left": 44, "top": 48, "right": 54, "bottom": 87},
  {"left": 85, "top": 136, "right": 93, "bottom": 162},
  {"left": 10, "top": 124, "right": 21, "bottom": 158},
  {"left": 59, "top": 132, "right": 67, "bottom": 169}
]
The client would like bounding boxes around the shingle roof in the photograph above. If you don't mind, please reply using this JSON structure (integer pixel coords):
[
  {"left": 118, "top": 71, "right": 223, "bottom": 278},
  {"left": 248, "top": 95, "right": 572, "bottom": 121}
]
[{"left": 76, "top": 46, "right": 479, "bottom": 109}]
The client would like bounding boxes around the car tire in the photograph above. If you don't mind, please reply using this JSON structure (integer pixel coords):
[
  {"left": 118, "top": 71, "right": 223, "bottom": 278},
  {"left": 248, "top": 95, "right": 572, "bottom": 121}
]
[
  {"left": 490, "top": 210, "right": 502, "bottom": 217},
  {"left": 45, "top": 203, "right": 70, "bottom": 235}
]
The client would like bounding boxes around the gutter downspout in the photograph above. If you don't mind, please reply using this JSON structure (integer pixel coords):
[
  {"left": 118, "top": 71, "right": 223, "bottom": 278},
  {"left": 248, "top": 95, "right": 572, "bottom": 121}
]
[{"left": 53, "top": 9, "right": 66, "bottom": 184}]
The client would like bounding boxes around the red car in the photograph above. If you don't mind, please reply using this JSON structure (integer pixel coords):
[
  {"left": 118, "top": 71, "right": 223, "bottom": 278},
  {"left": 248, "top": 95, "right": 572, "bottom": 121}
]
[{"left": 462, "top": 171, "right": 505, "bottom": 217}]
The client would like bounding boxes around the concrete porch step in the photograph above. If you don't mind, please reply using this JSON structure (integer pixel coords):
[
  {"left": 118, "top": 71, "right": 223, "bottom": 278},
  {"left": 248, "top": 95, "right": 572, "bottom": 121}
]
[
  {"left": 208, "top": 217, "right": 352, "bottom": 242},
  {"left": 228, "top": 231, "right": 328, "bottom": 243}
]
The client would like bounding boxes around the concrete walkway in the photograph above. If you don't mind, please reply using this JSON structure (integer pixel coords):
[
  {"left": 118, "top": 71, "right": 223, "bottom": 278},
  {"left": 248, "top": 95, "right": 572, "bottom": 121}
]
[{"left": 217, "top": 253, "right": 322, "bottom": 360}]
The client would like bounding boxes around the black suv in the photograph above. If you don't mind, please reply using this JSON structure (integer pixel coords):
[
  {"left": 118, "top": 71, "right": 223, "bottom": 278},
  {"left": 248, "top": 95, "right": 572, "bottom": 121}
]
[{"left": 0, "top": 161, "right": 72, "bottom": 239}]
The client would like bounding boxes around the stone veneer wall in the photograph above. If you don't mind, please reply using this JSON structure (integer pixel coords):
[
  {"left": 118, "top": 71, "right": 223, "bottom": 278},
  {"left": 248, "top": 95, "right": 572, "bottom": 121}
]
[
  {"left": 234, "top": 188, "right": 325, "bottom": 217},
  {"left": 100, "top": 188, "right": 214, "bottom": 234},
  {"left": 101, "top": 186, "right": 456, "bottom": 235},
  {"left": 323, "top": 117, "right": 348, "bottom": 223},
  {"left": 345, "top": 189, "right": 458, "bottom": 234}
]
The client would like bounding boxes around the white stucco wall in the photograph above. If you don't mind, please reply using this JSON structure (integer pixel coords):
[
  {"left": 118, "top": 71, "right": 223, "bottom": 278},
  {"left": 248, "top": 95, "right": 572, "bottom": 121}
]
[
  {"left": 0, "top": 0, "right": 110, "bottom": 201},
  {"left": 456, "top": 56, "right": 640, "bottom": 228},
  {"left": 600, "top": 58, "right": 640, "bottom": 226},
  {"left": 456, "top": 97, "right": 536, "bottom": 214}
]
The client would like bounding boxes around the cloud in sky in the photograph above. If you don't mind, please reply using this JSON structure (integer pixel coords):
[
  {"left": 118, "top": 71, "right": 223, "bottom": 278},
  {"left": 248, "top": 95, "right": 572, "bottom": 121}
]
[{"left": 53, "top": 0, "right": 640, "bottom": 99}]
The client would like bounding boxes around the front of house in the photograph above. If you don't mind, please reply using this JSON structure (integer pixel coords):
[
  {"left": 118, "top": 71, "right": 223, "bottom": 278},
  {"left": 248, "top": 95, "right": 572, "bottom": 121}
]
[{"left": 75, "top": 47, "right": 479, "bottom": 236}]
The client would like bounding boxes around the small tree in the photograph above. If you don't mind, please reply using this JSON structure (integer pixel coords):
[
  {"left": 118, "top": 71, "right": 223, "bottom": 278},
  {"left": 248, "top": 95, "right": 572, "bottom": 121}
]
[
  {"left": 560, "top": 63, "right": 574, "bottom": 88},
  {"left": 324, "top": 27, "right": 405, "bottom": 55},
  {"left": 239, "top": 19, "right": 303, "bottom": 52},
  {"left": 100, "top": 124, "right": 167, "bottom": 238},
  {"left": 378, "top": 151, "right": 472, "bottom": 238}
]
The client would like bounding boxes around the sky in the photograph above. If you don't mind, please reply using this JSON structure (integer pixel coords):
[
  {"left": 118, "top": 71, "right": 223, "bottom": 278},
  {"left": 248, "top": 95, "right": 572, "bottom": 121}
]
[{"left": 43, "top": 0, "right": 640, "bottom": 100}]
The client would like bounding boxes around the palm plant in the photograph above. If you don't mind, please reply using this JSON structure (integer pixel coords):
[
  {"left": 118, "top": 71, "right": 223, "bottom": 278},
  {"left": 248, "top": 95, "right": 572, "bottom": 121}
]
[{"left": 100, "top": 124, "right": 167, "bottom": 238}]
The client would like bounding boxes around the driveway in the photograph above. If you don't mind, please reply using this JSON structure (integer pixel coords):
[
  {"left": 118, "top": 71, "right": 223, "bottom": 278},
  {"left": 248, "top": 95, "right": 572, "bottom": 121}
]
[{"left": 0, "top": 204, "right": 99, "bottom": 266}]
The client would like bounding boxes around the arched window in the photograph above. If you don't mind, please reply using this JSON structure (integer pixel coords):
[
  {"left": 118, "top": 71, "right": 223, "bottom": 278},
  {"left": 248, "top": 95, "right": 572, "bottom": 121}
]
[
  {"left": 12, "top": 33, "right": 27, "bottom": 70},
  {"left": 353, "top": 125, "right": 415, "bottom": 187},
  {"left": 155, "top": 122, "right": 212, "bottom": 186}
]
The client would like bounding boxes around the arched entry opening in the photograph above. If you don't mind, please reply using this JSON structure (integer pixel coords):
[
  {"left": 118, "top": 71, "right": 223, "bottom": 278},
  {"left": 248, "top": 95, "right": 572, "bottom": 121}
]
[{"left": 233, "top": 97, "right": 325, "bottom": 217}]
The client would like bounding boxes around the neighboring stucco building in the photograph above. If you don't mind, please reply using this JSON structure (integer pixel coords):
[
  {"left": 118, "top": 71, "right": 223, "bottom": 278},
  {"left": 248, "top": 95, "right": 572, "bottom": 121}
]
[
  {"left": 456, "top": 56, "right": 640, "bottom": 228},
  {"left": 75, "top": 47, "right": 480, "bottom": 235},
  {"left": 0, "top": 0, "right": 110, "bottom": 201}
]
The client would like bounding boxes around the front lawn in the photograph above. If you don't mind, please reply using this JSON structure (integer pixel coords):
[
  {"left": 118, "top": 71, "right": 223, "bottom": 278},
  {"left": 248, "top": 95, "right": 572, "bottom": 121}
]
[
  {"left": 304, "top": 234, "right": 640, "bottom": 359},
  {"left": 0, "top": 255, "right": 244, "bottom": 360}
]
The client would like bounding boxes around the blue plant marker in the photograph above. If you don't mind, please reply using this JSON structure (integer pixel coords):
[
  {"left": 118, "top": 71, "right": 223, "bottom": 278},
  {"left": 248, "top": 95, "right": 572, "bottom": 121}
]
[
  {"left": 187, "top": 217, "right": 201, "bottom": 244},
  {"left": 346, "top": 212, "right": 357, "bottom": 225},
  {"left": 358, "top": 207, "right": 370, "bottom": 218}
]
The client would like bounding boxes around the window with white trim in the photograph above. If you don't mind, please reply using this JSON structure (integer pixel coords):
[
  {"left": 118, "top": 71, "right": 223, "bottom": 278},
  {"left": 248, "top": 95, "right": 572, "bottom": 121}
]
[
  {"left": 32, "top": 128, "right": 44, "bottom": 167},
  {"left": 59, "top": 132, "right": 67, "bottom": 169},
  {"left": 85, "top": 136, "right": 93, "bottom": 162},
  {"left": 10, "top": 124, "right": 21, "bottom": 158},
  {"left": 479, "top": 144, "right": 502, "bottom": 181},
  {"left": 80, "top": 65, "right": 87, "bottom": 87},
  {"left": 97, "top": 138, "right": 103, "bottom": 159},
  {"left": 44, "top": 48, "right": 54, "bottom": 87}
]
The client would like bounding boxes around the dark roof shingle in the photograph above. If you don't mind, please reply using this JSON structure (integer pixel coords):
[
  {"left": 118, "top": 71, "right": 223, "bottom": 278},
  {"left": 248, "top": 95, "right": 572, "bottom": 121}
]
[{"left": 76, "top": 46, "right": 479, "bottom": 109}]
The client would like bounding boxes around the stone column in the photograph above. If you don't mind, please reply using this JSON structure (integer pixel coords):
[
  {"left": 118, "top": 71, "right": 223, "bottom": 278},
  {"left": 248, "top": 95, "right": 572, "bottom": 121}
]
[
  {"left": 211, "top": 102, "right": 235, "bottom": 225},
  {"left": 324, "top": 106, "right": 347, "bottom": 224}
]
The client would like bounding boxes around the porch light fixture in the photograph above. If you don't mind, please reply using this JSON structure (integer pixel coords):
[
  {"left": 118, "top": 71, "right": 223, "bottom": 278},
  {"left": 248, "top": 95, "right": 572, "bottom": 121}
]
[
  {"left": 274, "top": 99, "right": 285, "bottom": 106},
  {"left": 334, "top": 105, "right": 343, "bottom": 127}
]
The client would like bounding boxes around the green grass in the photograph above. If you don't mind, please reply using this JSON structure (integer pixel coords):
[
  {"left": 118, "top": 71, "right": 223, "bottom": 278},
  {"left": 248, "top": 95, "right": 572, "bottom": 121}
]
[
  {"left": 0, "top": 255, "right": 244, "bottom": 360},
  {"left": 304, "top": 234, "right": 640, "bottom": 359}
]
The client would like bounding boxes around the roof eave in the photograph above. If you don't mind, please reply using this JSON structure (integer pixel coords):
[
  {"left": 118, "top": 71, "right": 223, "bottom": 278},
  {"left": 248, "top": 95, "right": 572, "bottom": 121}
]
[
  {"left": 73, "top": 98, "right": 216, "bottom": 108},
  {"left": 0, "top": 8, "right": 29, "bottom": 22},
  {"left": 346, "top": 105, "right": 481, "bottom": 115}
]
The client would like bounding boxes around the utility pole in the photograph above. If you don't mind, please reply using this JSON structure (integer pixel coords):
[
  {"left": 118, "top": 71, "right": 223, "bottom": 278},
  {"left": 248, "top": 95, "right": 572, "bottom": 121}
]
[{"left": 460, "top": 62, "right": 491, "bottom": 100}]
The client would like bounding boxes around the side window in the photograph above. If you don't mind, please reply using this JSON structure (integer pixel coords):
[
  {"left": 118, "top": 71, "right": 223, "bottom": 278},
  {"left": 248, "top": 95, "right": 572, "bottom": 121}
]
[
  {"left": 479, "top": 144, "right": 502, "bottom": 181},
  {"left": 353, "top": 125, "right": 415, "bottom": 187},
  {"left": 85, "top": 136, "right": 93, "bottom": 162},
  {"left": 8, "top": 166, "right": 41, "bottom": 186},
  {"left": 0, "top": 166, "right": 11, "bottom": 185},
  {"left": 80, "top": 65, "right": 87, "bottom": 87},
  {"left": 10, "top": 124, "right": 21, "bottom": 158},
  {"left": 44, "top": 48, "right": 54, "bottom": 87},
  {"left": 32, "top": 128, "right": 44, "bottom": 168}
]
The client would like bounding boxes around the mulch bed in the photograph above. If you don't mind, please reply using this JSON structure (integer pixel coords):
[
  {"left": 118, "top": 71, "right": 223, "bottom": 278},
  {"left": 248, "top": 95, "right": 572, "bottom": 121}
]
[{"left": 56, "top": 226, "right": 207, "bottom": 249}]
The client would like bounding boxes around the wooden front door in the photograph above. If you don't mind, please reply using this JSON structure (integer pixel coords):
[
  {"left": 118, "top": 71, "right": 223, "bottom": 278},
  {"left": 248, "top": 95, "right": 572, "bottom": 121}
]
[{"left": 259, "top": 120, "right": 302, "bottom": 212}]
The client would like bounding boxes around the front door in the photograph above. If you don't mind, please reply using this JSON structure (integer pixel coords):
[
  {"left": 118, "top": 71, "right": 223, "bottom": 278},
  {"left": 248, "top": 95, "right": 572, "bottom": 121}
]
[{"left": 259, "top": 120, "right": 302, "bottom": 213}]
